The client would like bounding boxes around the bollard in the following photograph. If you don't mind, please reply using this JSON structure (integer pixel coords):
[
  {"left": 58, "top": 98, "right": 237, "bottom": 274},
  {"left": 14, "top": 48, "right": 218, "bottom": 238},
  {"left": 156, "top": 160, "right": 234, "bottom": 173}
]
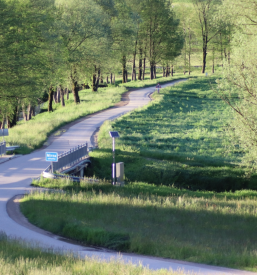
[{"left": 116, "top": 162, "right": 124, "bottom": 185}]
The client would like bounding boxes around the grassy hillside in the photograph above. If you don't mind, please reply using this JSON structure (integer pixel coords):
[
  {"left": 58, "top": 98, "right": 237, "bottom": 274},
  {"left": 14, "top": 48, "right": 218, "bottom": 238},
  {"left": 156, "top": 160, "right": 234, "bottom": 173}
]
[{"left": 89, "top": 76, "right": 257, "bottom": 191}]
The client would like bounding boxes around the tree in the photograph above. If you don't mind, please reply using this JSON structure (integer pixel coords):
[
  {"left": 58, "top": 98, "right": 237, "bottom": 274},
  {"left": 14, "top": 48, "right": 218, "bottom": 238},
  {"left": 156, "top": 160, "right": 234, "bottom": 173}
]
[
  {"left": 138, "top": 0, "right": 183, "bottom": 79},
  {"left": 217, "top": 0, "right": 257, "bottom": 171},
  {"left": 56, "top": 0, "right": 111, "bottom": 100},
  {"left": 192, "top": 0, "right": 223, "bottom": 73},
  {"left": 0, "top": 0, "right": 59, "bottom": 125},
  {"left": 110, "top": 0, "right": 137, "bottom": 83}
]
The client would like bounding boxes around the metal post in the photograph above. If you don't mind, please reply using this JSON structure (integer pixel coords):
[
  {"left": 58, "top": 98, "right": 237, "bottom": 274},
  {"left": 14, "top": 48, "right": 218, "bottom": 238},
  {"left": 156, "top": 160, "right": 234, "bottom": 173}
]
[
  {"left": 112, "top": 137, "right": 116, "bottom": 185},
  {"left": 51, "top": 162, "right": 54, "bottom": 173}
]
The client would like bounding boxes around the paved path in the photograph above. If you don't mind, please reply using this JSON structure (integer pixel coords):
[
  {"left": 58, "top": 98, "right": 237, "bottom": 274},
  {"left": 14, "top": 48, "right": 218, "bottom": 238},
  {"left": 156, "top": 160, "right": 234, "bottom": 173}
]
[{"left": 0, "top": 80, "right": 255, "bottom": 275}]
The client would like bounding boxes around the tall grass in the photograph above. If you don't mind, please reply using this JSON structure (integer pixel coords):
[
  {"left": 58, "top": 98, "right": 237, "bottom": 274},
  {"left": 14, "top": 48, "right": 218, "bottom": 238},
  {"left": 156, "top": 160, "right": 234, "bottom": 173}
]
[
  {"left": 21, "top": 178, "right": 257, "bottom": 272},
  {"left": 0, "top": 232, "right": 185, "bottom": 275}
]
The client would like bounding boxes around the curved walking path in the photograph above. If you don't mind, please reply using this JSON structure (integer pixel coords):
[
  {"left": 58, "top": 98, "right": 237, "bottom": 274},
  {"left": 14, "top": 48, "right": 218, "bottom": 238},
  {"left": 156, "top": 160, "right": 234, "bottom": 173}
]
[{"left": 0, "top": 80, "right": 255, "bottom": 275}]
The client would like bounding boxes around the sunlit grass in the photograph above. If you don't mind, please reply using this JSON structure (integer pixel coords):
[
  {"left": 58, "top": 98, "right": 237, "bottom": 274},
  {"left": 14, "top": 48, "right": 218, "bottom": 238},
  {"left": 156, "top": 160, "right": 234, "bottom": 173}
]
[
  {"left": 0, "top": 232, "right": 189, "bottom": 275},
  {"left": 5, "top": 86, "right": 126, "bottom": 154},
  {"left": 21, "top": 178, "right": 257, "bottom": 272}
]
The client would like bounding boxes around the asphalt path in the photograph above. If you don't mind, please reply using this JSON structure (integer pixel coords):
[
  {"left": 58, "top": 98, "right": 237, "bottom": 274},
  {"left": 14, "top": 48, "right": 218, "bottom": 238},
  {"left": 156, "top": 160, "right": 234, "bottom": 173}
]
[{"left": 0, "top": 80, "right": 255, "bottom": 275}]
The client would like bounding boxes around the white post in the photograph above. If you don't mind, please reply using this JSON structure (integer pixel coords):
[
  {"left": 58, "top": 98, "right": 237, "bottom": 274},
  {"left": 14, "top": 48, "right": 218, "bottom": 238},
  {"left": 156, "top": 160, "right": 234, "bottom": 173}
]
[{"left": 112, "top": 138, "right": 116, "bottom": 185}]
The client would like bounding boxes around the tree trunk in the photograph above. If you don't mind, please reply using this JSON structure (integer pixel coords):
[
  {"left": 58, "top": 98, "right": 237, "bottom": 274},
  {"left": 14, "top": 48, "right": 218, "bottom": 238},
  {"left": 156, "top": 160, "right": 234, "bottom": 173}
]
[
  {"left": 110, "top": 73, "right": 113, "bottom": 84},
  {"left": 184, "top": 40, "right": 186, "bottom": 75},
  {"left": 188, "top": 51, "right": 191, "bottom": 75},
  {"left": 132, "top": 39, "right": 137, "bottom": 81},
  {"left": 1, "top": 117, "right": 6, "bottom": 129},
  {"left": 163, "top": 66, "right": 165, "bottom": 77},
  {"left": 56, "top": 87, "right": 60, "bottom": 103},
  {"left": 60, "top": 86, "right": 65, "bottom": 107},
  {"left": 188, "top": 33, "right": 191, "bottom": 75},
  {"left": 22, "top": 104, "right": 27, "bottom": 120},
  {"left": 132, "top": 53, "right": 136, "bottom": 81},
  {"left": 150, "top": 62, "right": 155, "bottom": 80},
  {"left": 16, "top": 104, "right": 20, "bottom": 123},
  {"left": 143, "top": 57, "right": 146, "bottom": 80},
  {"left": 53, "top": 90, "right": 57, "bottom": 103},
  {"left": 220, "top": 33, "right": 223, "bottom": 67},
  {"left": 27, "top": 104, "right": 35, "bottom": 120},
  {"left": 171, "top": 65, "right": 174, "bottom": 76},
  {"left": 212, "top": 47, "right": 215, "bottom": 74},
  {"left": 27, "top": 104, "right": 32, "bottom": 120},
  {"left": 71, "top": 67, "right": 80, "bottom": 103},
  {"left": 72, "top": 79, "right": 80, "bottom": 103},
  {"left": 122, "top": 56, "right": 127, "bottom": 83},
  {"left": 106, "top": 76, "right": 109, "bottom": 84},
  {"left": 92, "top": 66, "right": 100, "bottom": 91},
  {"left": 113, "top": 74, "right": 115, "bottom": 85},
  {"left": 96, "top": 68, "right": 100, "bottom": 90},
  {"left": 138, "top": 48, "right": 143, "bottom": 80},
  {"left": 92, "top": 66, "right": 97, "bottom": 91},
  {"left": 202, "top": 44, "right": 207, "bottom": 74},
  {"left": 48, "top": 86, "right": 54, "bottom": 112}
]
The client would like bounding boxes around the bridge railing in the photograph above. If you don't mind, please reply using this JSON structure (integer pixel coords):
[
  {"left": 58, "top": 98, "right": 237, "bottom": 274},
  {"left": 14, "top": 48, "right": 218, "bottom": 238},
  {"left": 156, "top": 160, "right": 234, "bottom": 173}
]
[
  {"left": 42, "top": 142, "right": 99, "bottom": 182},
  {"left": 52, "top": 143, "right": 88, "bottom": 172},
  {"left": 0, "top": 142, "right": 6, "bottom": 156}
]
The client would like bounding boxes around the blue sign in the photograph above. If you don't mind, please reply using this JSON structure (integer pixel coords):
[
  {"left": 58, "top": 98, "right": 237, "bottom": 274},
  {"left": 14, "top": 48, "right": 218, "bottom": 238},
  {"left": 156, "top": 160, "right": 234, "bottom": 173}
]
[{"left": 45, "top": 152, "right": 58, "bottom": 162}]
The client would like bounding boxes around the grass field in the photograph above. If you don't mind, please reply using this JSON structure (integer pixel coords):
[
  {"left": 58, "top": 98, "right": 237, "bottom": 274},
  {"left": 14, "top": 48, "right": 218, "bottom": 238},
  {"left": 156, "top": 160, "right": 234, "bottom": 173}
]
[
  {"left": 21, "top": 178, "right": 257, "bottom": 272},
  {"left": 5, "top": 72, "right": 190, "bottom": 155},
  {"left": 89, "top": 76, "right": 257, "bottom": 191},
  {"left": 0, "top": 232, "right": 186, "bottom": 275}
]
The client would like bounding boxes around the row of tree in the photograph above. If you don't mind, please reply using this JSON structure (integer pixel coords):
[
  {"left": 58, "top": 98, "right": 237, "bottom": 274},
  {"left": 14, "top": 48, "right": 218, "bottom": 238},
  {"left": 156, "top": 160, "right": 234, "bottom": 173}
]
[
  {"left": 0, "top": 0, "right": 184, "bottom": 128},
  {"left": 174, "top": 0, "right": 232, "bottom": 75}
]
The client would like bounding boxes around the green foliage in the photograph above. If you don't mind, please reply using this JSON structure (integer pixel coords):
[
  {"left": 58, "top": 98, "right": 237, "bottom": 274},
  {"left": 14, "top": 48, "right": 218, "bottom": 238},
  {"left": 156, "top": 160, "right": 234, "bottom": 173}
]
[
  {"left": 0, "top": 0, "right": 58, "bottom": 121},
  {"left": 217, "top": 0, "right": 257, "bottom": 172}
]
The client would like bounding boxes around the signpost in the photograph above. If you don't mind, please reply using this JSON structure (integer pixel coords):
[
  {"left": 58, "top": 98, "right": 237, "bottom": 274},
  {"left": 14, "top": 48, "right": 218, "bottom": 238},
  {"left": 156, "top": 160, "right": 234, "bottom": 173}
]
[
  {"left": 109, "top": 131, "right": 120, "bottom": 185},
  {"left": 45, "top": 152, "right": 58, "bottom": 173},
  {"left": 156, "top": 83, "right": 162, "bottom": 93}
]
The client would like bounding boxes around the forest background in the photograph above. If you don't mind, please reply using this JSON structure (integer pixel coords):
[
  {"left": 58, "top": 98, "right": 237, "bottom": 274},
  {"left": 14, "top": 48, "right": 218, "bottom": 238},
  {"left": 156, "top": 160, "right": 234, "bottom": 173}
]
[{"left": 1, "top": 0, "right": 257, "bottom": 171}]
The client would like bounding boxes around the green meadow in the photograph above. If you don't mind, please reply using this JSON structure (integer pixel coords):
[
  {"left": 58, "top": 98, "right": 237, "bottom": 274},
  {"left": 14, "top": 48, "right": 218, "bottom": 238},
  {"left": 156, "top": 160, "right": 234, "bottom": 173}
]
[
  {"left": 90, "top": 76, "right": 257, "bottom": 191},
  {"left": 21, "top": 178, "right": 257, "bottom": 272}
]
